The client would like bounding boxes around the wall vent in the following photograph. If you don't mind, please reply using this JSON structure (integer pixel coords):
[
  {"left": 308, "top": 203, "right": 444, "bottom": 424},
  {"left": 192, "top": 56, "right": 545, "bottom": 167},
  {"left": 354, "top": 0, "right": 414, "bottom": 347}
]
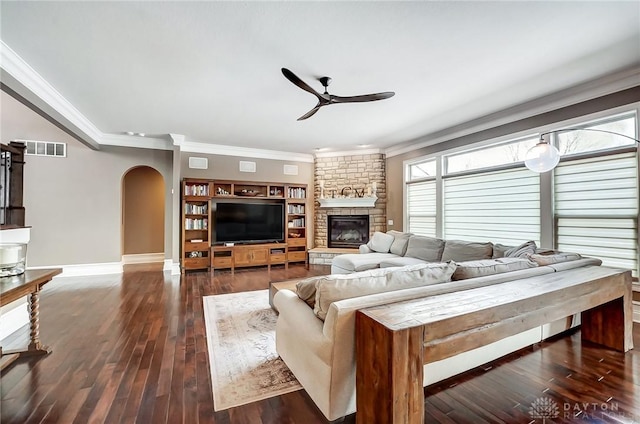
[
  {"left": 283, "top": 164, "right": 299, "bottom": 175},
  {"left": 189, "top": 157, "right": 208, "bottom": 169},
  {"left": 239, "top": 161, "right": 256, "bottom": 173},
  {"left": 23, "top": 140, "right": 66, "bottom": 157}
]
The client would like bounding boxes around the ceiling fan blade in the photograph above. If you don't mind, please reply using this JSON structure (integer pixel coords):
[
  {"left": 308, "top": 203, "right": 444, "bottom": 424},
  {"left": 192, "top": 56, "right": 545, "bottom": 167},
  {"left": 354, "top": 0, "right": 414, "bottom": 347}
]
[
  {"left": 297, "top": 104, "right": 322, "bottom": 121},
  {"left": 282, "top": 68, "right": 321, "bottom": 98},
  {"left": 331, "top": 92, "right": 395, "bottom": 103}
]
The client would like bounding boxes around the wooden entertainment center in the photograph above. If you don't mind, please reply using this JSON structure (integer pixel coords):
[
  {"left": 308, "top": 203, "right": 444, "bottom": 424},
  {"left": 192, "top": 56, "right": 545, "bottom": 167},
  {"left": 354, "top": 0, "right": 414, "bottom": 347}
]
[{"left": 181, "top": 178, "right": 308, "bottom": 272}]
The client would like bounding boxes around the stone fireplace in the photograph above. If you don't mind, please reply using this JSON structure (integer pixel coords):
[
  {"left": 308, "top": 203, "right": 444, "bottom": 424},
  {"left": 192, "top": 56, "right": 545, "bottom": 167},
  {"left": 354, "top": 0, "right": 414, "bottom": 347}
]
[
  {"left": 328, "top": 215, "right": 369, "bottom": 248},
  {"left": 313, "top": 153, "right": 386, "bottom": 248}
]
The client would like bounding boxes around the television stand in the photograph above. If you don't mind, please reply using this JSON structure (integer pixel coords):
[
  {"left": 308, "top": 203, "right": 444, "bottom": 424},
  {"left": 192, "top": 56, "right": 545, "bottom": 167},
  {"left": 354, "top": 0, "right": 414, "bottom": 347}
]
[{"left": 212, "top": 242, "right": 302, "bottom": 271}]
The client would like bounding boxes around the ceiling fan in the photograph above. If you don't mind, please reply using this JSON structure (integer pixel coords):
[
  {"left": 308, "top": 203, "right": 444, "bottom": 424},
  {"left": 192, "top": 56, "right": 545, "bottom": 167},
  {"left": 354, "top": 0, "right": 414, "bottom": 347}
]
[{"left": 281, "top": 68, "right": 395, "bottom": 121}]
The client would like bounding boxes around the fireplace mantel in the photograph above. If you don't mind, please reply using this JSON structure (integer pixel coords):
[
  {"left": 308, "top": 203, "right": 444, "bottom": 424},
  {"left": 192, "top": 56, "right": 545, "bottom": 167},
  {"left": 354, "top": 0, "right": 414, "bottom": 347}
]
[{"left": 318, "top": 196, "right": 377, "bottom": 208}]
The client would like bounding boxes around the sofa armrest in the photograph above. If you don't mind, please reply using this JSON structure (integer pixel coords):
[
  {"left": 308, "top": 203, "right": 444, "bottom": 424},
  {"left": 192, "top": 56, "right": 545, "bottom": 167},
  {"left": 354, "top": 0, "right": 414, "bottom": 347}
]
[
  {"left": 359, "top": 244, "right": 373, "bottom": 254},
  {"left": 274, "top": 289, "right": 331, "bottom": 363}
]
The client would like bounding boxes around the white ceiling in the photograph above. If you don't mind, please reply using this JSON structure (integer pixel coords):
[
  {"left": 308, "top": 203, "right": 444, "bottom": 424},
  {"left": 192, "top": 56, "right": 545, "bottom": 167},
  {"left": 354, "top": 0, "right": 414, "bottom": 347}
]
[{"left": 1, "top": 1, "right": 639, "bottom": 157}]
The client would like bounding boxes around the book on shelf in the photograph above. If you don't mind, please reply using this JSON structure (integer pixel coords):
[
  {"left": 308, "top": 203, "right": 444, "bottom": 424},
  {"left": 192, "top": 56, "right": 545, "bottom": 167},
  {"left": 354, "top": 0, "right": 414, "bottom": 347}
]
[
  {"left": 185, "top": 184, "right": 209, "bottom": 196},
  {"left": 190, "top": 239, "right": 204, "bottom": 243}
]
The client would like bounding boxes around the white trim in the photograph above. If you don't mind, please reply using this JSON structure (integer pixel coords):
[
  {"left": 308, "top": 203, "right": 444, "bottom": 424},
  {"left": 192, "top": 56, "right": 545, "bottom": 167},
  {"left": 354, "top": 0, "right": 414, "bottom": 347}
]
[
  {"left": 121, "top": 253, "right": 165, "bottom": 264},
  {"left": 1, "top": 40, "right": 102, "bottom": 148},
  {"left": 634, "top": 301, "right": 640, "bottom": 323},
  {"left": 165, "top": 260, "right": 181, "bottom": 275},
  {"left": 27, "top": 262, "right": 123, "bottom": 276},
  {"left": 314, "top": 148, "right": 382, "bottom": 158},
  {"left": 0, "top": 301, "right": 28, "bottom": 342},
  {"left": 180, "top": 140, "right": 314, "bottom": 163},
  {"left": 318, "top": 196, "right": 378, "bottom": 208},
  {"left": 100, "top": 133, "right": 173, "bottom": 151},
  {"left": 385, "top": 67, "right": 640, "bottom": 158}
]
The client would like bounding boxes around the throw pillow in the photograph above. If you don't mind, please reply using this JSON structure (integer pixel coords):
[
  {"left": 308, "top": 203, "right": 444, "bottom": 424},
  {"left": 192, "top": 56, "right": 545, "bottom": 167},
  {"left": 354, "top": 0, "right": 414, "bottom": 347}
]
[
  {"left": 387, "top": 230, "right": 412, "bottom": 256},
  {"left": 452, "top": 257, "right": 538, "bottom": 280},
  {"left": 404, "top": 235, "right": 445, "bottom": 262},
  {"left": 441, "top": 240, "right": 493, "bottom": 262},
  {"left": 528, "top": 252, "right": 582, "bottom": 266},
  {"left": 313, "top": 261, "right": 457, "bottom": 321},
  {"left": 367, "top": 231, "right": 395, "bottom": 253},
  {"left": 296, "top": 275, "right": 325, "bottom": 308},
  {"left": 505, "top": 240, "right": 537, "bottom": 258}
]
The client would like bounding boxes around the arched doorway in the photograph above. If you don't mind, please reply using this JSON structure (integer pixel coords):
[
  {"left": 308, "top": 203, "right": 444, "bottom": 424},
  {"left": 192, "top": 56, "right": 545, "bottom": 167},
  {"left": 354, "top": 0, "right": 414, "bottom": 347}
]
[{"left": 121, "top": 166, "right": 165, "bottom": 263}]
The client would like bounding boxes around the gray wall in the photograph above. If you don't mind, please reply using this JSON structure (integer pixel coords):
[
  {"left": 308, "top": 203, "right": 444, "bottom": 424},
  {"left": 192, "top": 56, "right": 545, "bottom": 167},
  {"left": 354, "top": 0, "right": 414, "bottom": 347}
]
[
  {"left": 2, "top": 91, "right": 174, "bottom": 267},
  {"left": 180, "top": 152, "right": 314, "bottom": 184},
  {"left": 386, "top": 87, "right": 640, "bottom": 230}
]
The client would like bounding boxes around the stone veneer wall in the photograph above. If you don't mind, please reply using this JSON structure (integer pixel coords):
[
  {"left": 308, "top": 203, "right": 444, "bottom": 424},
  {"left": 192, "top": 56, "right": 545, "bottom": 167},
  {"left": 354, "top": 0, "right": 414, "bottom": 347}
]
[{"left": 314, "top": 153, "right": 386, "bottom": 248}]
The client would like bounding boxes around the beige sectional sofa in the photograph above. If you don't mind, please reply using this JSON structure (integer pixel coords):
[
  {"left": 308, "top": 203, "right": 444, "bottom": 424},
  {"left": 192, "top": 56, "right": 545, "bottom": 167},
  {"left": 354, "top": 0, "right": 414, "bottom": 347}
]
[
  {"left": 274, "top": 235, "right": 596, "bottom": 421},
  {"left": 331, "top": 231, "right": 541, "bottom": 274}
]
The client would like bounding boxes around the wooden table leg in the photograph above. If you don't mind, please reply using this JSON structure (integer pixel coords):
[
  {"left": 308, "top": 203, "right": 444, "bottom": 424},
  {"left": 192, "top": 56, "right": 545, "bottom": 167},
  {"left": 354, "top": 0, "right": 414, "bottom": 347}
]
[
  {"left": 25, "top": 289, "right": 51, "bottom": 355},
  {"left": 2, "top": 287, "right": 51, "bottom": 359},
  {"left": 356, "top": 311, "right": 425, "bottom": 424}
]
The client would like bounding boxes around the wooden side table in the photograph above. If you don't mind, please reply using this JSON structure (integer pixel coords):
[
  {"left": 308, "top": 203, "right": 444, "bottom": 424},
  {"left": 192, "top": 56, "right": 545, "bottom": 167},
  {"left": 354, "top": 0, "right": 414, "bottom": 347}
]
[{"left": 0, "top": 268, "right": 62, "bottom": 371}]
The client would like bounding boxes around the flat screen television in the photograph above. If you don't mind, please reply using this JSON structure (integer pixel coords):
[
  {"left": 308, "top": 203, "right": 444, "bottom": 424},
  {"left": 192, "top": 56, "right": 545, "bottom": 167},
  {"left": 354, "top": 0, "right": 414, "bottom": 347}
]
[{"left": 214, "top": 202, "right": 284, "bottom": 244}]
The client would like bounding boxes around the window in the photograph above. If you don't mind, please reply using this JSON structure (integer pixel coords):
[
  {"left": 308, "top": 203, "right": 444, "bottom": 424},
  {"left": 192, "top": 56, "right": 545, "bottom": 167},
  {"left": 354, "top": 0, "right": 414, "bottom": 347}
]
[
  {"left": 406, "top": 180, "right": 437, "bottom": 237},
  {"left": 445, "top": 137, "right": 538, "bottom": 173},
  {"left": 443, "top": 168, "right": 540, "bottom": 245},
  {"left": 555, "top": 151, "right": 638, "bottom": 275},
  {"left": 558, "top": 114, "right": 636, "bottom": 156},
  {"left": 408, "top": 160, "right": 436, "bottom": 180}
]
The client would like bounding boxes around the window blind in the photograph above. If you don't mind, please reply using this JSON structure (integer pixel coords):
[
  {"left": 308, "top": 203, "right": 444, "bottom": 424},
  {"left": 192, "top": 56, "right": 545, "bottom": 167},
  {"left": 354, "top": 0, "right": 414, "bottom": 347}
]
[
  {"left": 443, "top": 167, "right": 540, "bottom": 245},
  {"left": 406, "top": 180, "right": 436, "bottom": 237},
  {"left": 555, "top": 151, "right": 638, "bottom": 275}
]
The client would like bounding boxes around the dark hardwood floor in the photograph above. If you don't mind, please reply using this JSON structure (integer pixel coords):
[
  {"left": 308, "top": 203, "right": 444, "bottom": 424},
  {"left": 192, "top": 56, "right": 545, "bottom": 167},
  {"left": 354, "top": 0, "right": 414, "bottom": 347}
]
[{"left": 1, "top": 264, "right": 638, "bottom": 423}]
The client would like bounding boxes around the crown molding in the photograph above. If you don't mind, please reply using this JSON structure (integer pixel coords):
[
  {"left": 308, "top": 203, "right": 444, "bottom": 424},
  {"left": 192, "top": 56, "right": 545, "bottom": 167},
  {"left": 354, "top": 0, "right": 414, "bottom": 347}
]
[
  {"left": 1, "top": 40, "right": 103, "bottom": 150},
  {"left": 314, "top": 148, "right": 382, "bottom": 158},
  {"left": 100, "top": 133, "right": 173, "bottom": 150},
  {"left": 179, "top": 139, "right": 314, "bottom": 163},
  {"left": 385, "top": 67, "right": 640, "bottom": 158}
]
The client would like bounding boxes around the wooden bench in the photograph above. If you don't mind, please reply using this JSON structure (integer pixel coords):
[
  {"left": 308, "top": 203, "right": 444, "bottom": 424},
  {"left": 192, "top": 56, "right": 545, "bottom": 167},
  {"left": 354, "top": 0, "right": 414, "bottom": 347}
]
[{"left": 355, "top": 266, "right": 634, "bottom": 424}]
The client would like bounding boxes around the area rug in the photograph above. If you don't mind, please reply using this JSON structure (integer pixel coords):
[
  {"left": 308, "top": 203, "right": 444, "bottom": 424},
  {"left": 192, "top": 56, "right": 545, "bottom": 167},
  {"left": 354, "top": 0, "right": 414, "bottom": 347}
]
[{"left": 203, "top": 289, "right": 302, "bottom": 411}]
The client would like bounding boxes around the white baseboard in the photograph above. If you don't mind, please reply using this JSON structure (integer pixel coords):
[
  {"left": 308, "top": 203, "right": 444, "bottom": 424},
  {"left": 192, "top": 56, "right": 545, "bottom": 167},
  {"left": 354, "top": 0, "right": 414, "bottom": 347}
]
[
  {"left": 122, "top": 253, "right": 165, "bottom": 264},
  {"left": 28, "top": 262, "right": 123, "bottom": 277},
  {"left": 164, "top": 260, "right": 181, "bottom": 275},
  {"left": 633, "top": 301, "right": 640, "bottom": 323},
  {"left": 0, "top": 301, "right": 28, "bottom": 341}
]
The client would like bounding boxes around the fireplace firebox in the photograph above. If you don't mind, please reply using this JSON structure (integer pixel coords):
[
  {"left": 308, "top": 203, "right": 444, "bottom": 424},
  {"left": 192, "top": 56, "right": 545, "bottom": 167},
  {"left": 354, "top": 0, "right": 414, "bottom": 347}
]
[{"left": 328, "top": 215, "right": 369, "bottom": 248}]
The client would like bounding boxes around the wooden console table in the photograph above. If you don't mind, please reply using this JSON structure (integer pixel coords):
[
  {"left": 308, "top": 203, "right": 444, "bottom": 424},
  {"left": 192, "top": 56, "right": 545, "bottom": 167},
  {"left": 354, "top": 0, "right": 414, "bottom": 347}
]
[
  {"left": 355, "top": 266, "right": 634, "bottom": 424},
  {"left": 0, "top": 268, "right": 61, "bottom": 371}
]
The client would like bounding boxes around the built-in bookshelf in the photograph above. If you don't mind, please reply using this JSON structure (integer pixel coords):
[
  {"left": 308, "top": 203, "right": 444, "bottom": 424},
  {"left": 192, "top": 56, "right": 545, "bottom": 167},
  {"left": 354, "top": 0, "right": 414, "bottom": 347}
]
[
  {"left": 181, "top": 178, "right": 212, "bottom": 271},
  {"left": 285, "top": 184, "right": 307, "bottom": 264},
  {"left": 181, "top": 178, "right": 308, "bottom": 271}
]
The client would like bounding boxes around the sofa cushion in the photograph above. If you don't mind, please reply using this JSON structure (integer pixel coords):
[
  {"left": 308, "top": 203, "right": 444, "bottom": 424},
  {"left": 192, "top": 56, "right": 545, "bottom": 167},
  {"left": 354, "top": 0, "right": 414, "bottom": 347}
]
[
  {"left": 367, "top": 231, "right": 395, "bottom": 253},
  {"left": 452, "top": 257, "right": 538, "bottom": 280},
  {"left": 528, "top": 252, "right": 582, "bottom": 266},
  {"left": 505, "top": 240, "right": 537, "bottom": 258},
  {"left": 404, "top": 235, "right": 445, "bottom": 262},
  {"left": 441, "top": 240, "right": 493, "bottom": 262},
  {"left": 379, "top": 256, "right": 427, "bottom": 268},
  {"left": 314, "top": 262, "right": 456, "bottom": 320},
  {"left": 387, "top": 230, "right": 412, "bottom": 256},
  {"left": 331, "top": 252, "right": 397, "bottom": 274},
  {"left": 492, "top": 243, "right": 513, "bottom": 258}
]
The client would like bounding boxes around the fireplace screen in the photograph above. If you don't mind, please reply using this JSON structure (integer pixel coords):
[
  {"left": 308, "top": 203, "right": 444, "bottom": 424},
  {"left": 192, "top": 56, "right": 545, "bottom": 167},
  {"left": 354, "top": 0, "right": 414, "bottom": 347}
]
[{"left": 328, "top": 215, "right": 370, "bottom": 248}]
